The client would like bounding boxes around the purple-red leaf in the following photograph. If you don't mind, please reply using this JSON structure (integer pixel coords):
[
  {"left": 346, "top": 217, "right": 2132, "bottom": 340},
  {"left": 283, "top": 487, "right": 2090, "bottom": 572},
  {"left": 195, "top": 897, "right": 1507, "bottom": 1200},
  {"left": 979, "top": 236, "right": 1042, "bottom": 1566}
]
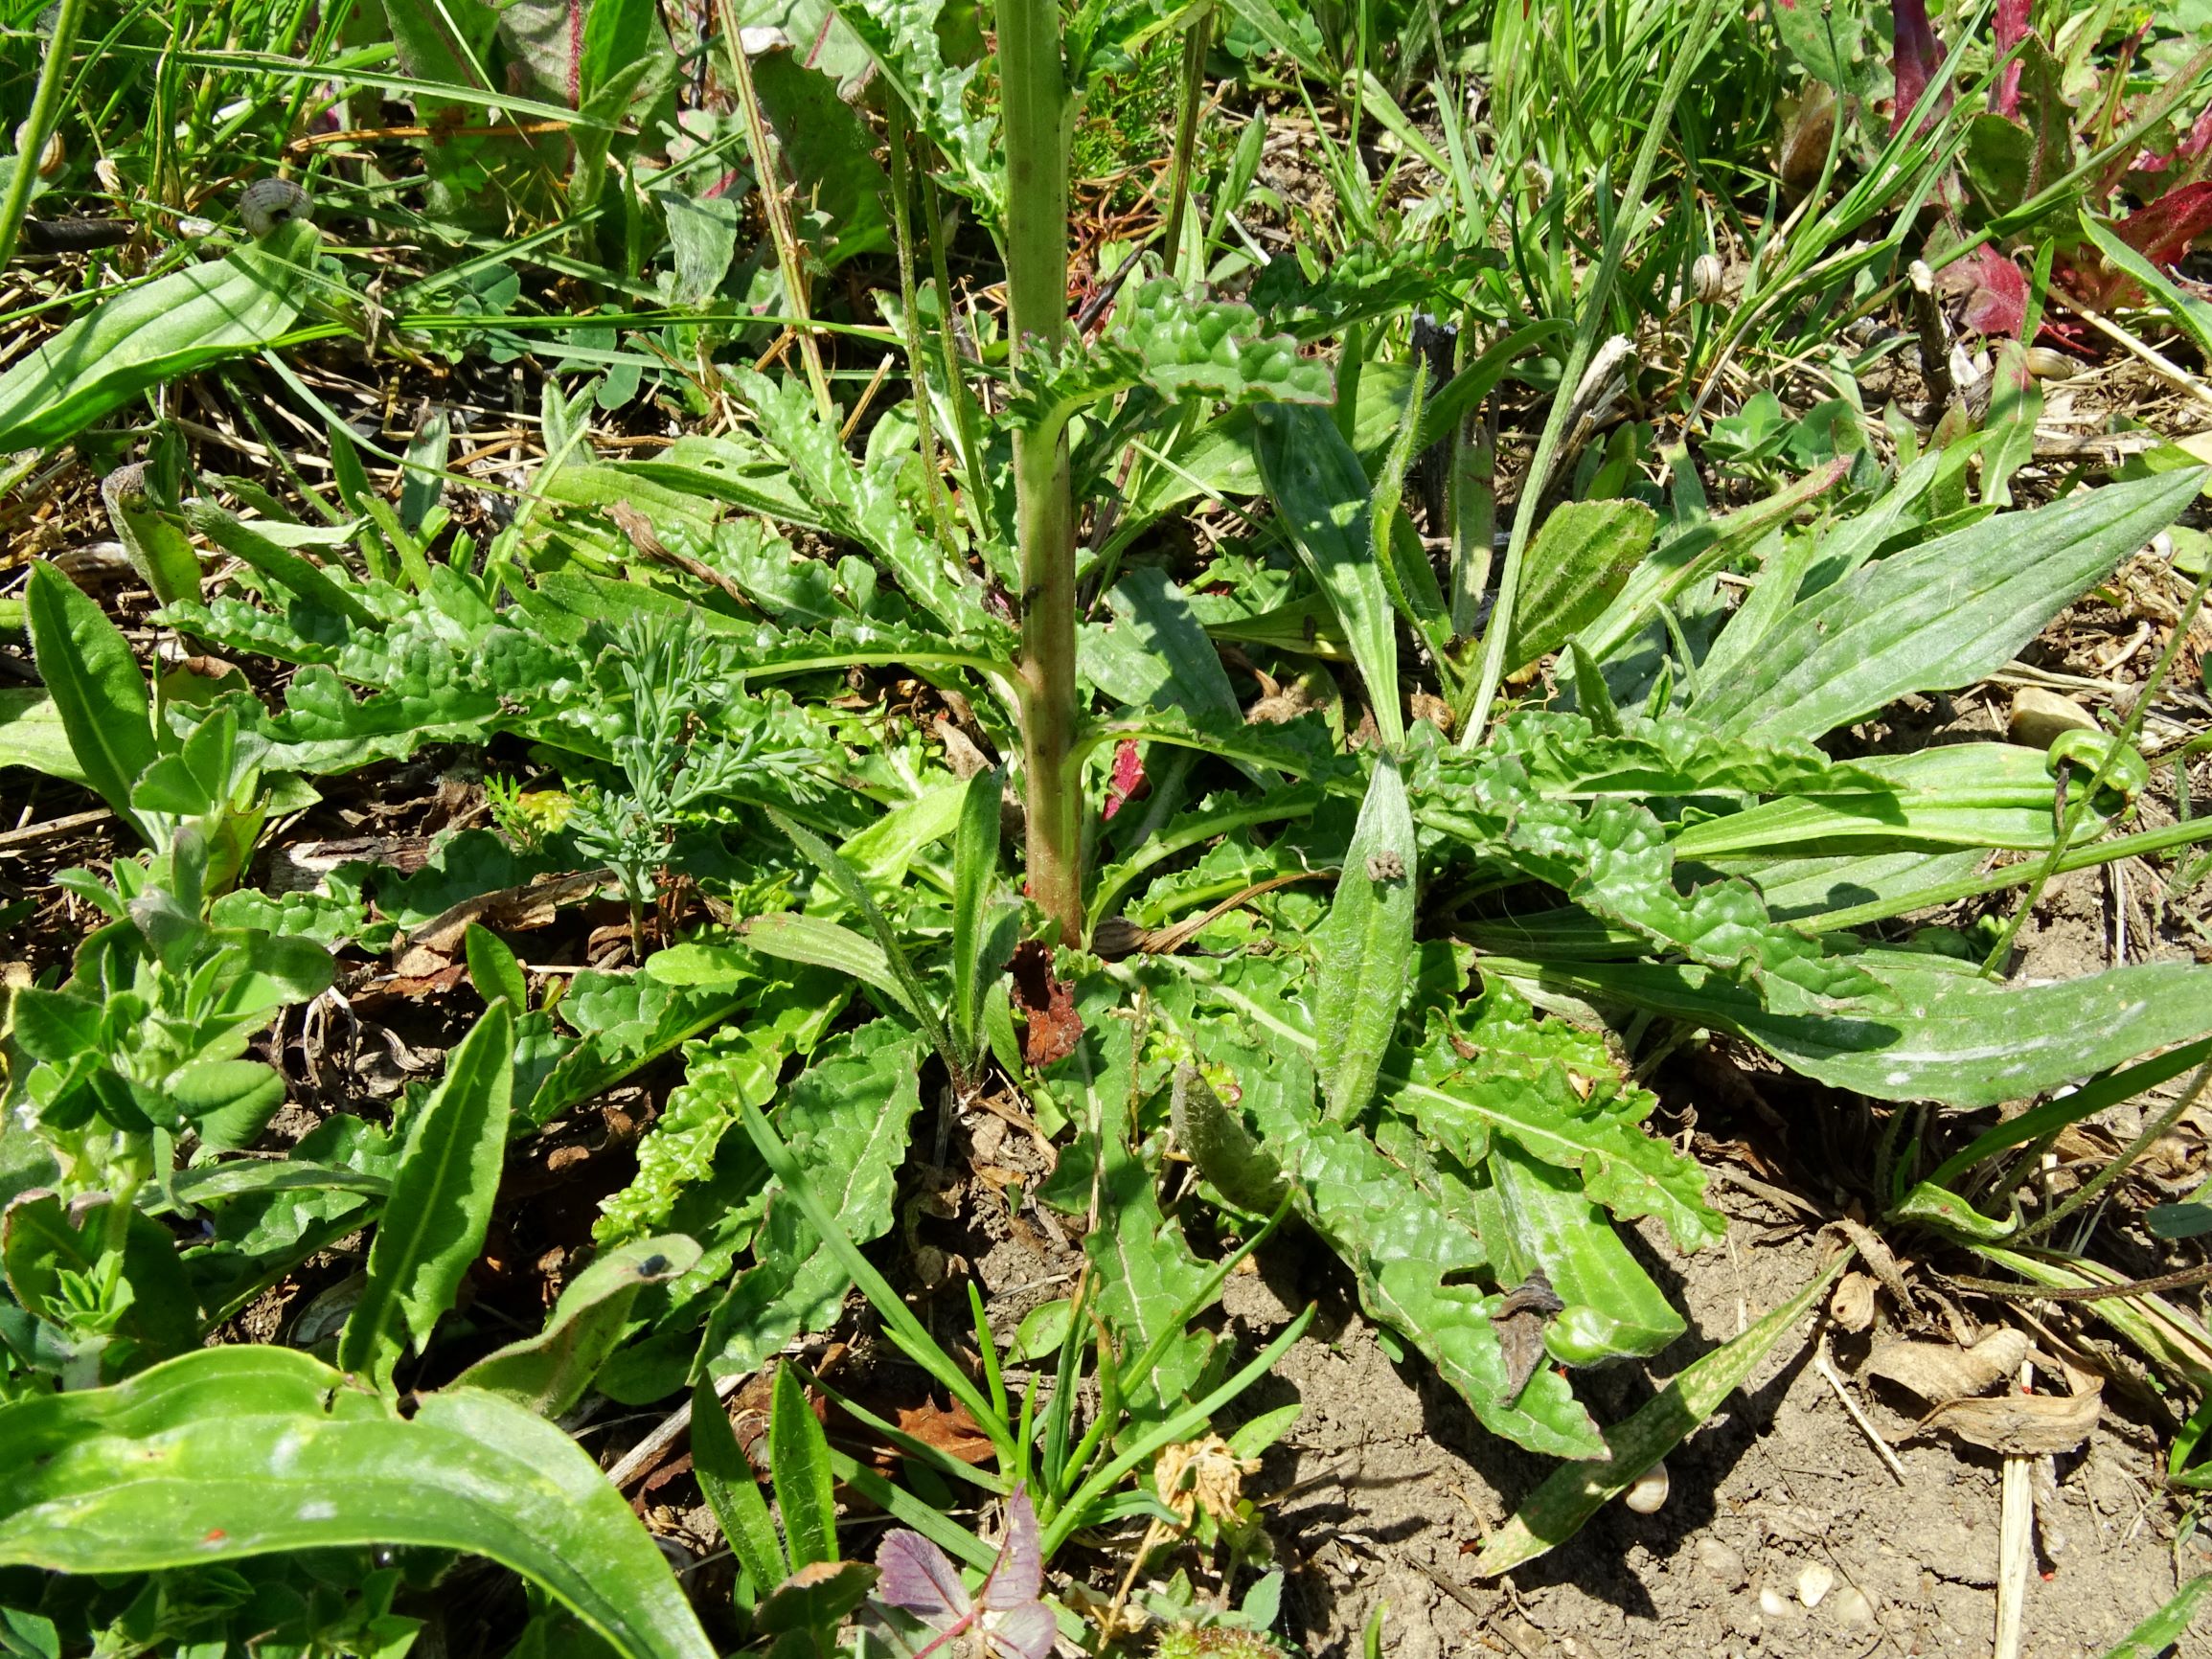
[
  {"left": 1992, "top": 0, "right": 2030, "bottom": 116},
  {"left": 981, "top": 1488, "right": 1042, "bottom": 1610},
  {"left": 1937, "top": 245, "right": 2027, "bottom": 337},
  {"left": 1891, "top": 0, "right": 1950, "bottom": 138},
  {"left": 982, "top": 1602, "right": 1058, "bottom": 1659},
  {"left": 876, "top": 1530, "right": 969, "bottom": 1624}
]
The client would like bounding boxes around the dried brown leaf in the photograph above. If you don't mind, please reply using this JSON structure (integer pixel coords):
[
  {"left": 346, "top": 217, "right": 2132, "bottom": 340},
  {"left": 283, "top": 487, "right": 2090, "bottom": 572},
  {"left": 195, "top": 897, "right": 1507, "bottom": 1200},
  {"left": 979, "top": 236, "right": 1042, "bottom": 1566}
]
[{"left": 1866, "top": 1328, "right": 2029, "bottom": 1402}]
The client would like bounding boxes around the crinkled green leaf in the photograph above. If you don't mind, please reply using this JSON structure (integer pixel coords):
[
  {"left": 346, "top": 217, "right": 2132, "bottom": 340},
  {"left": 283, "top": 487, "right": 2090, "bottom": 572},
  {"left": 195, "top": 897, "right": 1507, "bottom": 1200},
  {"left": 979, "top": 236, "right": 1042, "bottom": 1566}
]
[
  {"left": 0, "top": 1347, "right": 714, "bottom": 1659},
  {"left": 1200, "top": 1032, "right": 1608, "bottom": 1459},
  {"left": 1246, "top": 242, "right": 1504, "bottom": 343},
  {"left": 595, "top": 970, "right": 849, "bottom": 1244},
  {"left": 698, "top": 1022, "right": 924, "bottom": 1379},
  {"left": 828, "top": 0, "right": 1002, "bottom": 226}
]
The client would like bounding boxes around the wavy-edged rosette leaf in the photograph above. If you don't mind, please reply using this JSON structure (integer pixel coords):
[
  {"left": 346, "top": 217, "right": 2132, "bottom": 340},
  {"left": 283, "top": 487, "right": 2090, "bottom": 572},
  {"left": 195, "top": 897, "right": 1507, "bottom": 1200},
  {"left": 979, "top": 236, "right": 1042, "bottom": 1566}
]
[
  {"left": 1417, "top": 749, "right": 1880, "bottom": 1006},
  {"left": 0, "top": 1347, "right": 714, "bottom": 1659},
  {"left": 1160, "top": 954, "right": 1722, "bottom": 1252},
  {"left": 828, "top": 0, "right": 1002, "bottom": 229},
  {"left": 1009, "top": 281, "right": 1333, "bottom": 436},
  {"left": 729, "top": 372, "right": 1006, "bottom": 651},
  {"left": 594, "top": 970, "right": 850, "bottom": 1244},
  {"left": 1195, "top": 1028, "right": 1608, "bottom": 1460},
  {"left": 1481, "top": 708, "right": 1886, "bottom": 801},
  {"left": 697, "top": 1021, "right": 924, "bottom": 1379},
  {"left": 1246, "top": 242, "right": 1504, "bottom": 342}
]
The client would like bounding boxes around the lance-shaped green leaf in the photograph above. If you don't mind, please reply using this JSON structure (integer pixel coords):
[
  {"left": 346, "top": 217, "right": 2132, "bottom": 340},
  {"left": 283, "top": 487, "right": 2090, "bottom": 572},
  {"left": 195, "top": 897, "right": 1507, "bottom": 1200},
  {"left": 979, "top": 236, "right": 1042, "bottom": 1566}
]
[
  {"left": 1312, "top": 755, "right": 1417, "bottom": 1122},
  {"left": 185, "top": 501, "right": 379, "bottom": 627},
  {"left": 1507, "top": 499, "right": 1656, "bottom": 670},
  {"left": 950, "top": 766, "right": 1010, "bottom": 1076},
  {"left": 1254, "top": 402, "right": 1403, "bottom": 747},
  {"left": 0, "top": 1346, "right": 715, "bottom": 1659},
  {"left": 2101, "top": 1574, "right": 2212, "bottom": 1659},
  {"left": 769, "top": 1360, "right": 840, "bottom": 1570},
  {"left": 767, "top": 807, "right": 955, "bottom": 1067},
  {"left": 339, "top": 1001, "right": 515, "bottom": 1389},
  {"left": 1696, "top": 468, "right": 2204, "bottom": 742},
  {"left": 737, "top": 912, "right": 921, "bottom": 1026},
  {"left": 454, "top": 1235, "right": 701, "bottom": 1417},
  {"left": 693, "top": 1375, "right": 787, "bottom": 1592},
  {"left": 23, "top": 561, "right": 153, "bottom": 840},
  {"left": 1489, "top": 951, "right": 2212, "bottom": 1108},
  {"left": 698, "top": 1023, "right": 924, "bottom": 1380},
  {"left": 1468, "top": 1253, "right": 1845, "bottom": 1575},
  {"left": 0, "top": 220, "right": 318, "bottom": 453}
]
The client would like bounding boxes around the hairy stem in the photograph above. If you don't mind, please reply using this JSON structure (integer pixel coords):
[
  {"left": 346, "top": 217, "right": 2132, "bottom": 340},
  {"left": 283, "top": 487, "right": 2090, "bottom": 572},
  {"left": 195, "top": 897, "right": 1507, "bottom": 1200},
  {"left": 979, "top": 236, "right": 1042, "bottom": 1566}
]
[{"left": 999, "top": 0, "right": 1083, "bottom": 940}]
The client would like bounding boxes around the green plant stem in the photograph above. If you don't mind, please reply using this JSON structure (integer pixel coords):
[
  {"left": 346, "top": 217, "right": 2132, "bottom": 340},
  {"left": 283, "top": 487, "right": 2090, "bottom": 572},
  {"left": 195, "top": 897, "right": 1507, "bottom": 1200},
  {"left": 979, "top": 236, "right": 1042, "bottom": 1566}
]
[
  {"left": 1162, "top": 3, "right": 1215, "bottom": 276},
  {"left": 999, "top": 0, "right": 1083, "bottom": 941},
  {"left": 0, "top": 0, "right": 87, "bottom": 271},
  {"left": 717, "top": 0, "right": 835, "bottom": 421},
  {"left": 1459, "top": 0, "right": 1724, "bottom": 746},
  {"left": 884, "top": 99, "right": 957, "bottom": 551},
  {"left": 1978, "top": 554, "right": 2212, "bottom": 974}
]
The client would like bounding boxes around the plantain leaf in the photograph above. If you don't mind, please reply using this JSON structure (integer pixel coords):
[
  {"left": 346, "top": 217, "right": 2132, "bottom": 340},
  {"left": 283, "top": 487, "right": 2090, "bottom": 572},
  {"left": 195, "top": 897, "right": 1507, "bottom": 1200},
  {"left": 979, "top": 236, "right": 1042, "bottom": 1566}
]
[
  {"left": 1312, "top": 755, "right": 1417, "bottom": 1122},
  {"left": 1469, "top": 1252, "right": 1846, "bottom": 1574},
  {"left": 0, "top": 220, "right": 318, "bottom": 453},
  {"left": 0, "top": 689, "right": 88, "bottom": 787},
  {"left": 338, "top": 1002, "right": 515, "bottom": 1389},
  {"left": 949, "top": 766, "right": 1008, "bottom": 1076},
  {"left": 1254, "top": 402, "right": 1403, "bottom": 746},
  {"left": 770, "top": 1361, "right": 840, "bottom": 1570},
  {"left": 454, "top": 1236, "right": 701, "bottom": 1417},
  {"left": 0, "top": 1346, "right": 716, "bottom": 1659},
  {"left": 23, "top": 562, "right": 153, "bottom": 838},
  {"left": 693, "top": 1375, "right": 787, "bottom": 1592},
  {"left": 1695, "top": 468, "right": 2204, "bottom": 742},
  {"left": 736, "top": 911, "right": 920, "bottom": 1026},
  {"left": 1493, "top": 950, "right": 2212, "bottom": 1108},
  {"left": 1508, "top": 499, "right": 1656, "bottom": 670}
]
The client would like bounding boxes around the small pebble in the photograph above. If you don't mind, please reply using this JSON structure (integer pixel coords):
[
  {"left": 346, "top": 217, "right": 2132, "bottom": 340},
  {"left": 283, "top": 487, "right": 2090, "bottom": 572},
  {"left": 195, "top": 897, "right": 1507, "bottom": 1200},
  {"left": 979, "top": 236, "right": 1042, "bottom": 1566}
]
[
  {"left": 1758, "top": 1586, "right": 1795, "bottom": 1620},
  {"left": 1697, "top": 1536, "right": 1747, "bottom": 1588},
  {"left": 2009, "top": 687, "right": 2099, "bottom": 749},
  {"left": 1829, "top": 1585, "right": 1876, "bottom": 1626},
  {"left": 1797, "top": 1562, "right": 1836, "bottom": 1607}
]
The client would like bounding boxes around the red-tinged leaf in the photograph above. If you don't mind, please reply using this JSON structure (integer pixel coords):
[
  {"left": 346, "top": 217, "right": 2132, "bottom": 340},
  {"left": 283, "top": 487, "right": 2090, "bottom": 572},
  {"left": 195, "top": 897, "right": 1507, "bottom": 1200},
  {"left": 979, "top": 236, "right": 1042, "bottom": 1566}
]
[
  {"left": 2063, "top": 182, "right": 2212, "bottom": 308},
  {"left": 2115, "top": 181, "right": 2212, "bottom": 266},
  {"left": 984, "top": 1603, "right": 1057, "bottom": 1659},
  {"left": 1008, "top": 941, "right": 1082, "bottom": 1068},
  {"left": 893, "top": 1398, "right": 995, "bottom": 1466},
  {"left": 981, "top": 1488, "right": 1041, "bottom": 1611},
  {"left": 876, "top": 1530, "right": 969, "bottom": 1623},
  {"left": 2137, "top": 105, "right": 2212, "bottom": 174},
  {"left": 1938, "top": 245, "right": 2028, "bottom": 337},
  {"left": 1891, "top": 0, "right": 1950, "bottom": 137},
  {"left": 1102, "top": 738, "right": 1148, "bottom": 821},
  {"left": 1993, "top": 0, "right": 2030, "bottom": 116}
]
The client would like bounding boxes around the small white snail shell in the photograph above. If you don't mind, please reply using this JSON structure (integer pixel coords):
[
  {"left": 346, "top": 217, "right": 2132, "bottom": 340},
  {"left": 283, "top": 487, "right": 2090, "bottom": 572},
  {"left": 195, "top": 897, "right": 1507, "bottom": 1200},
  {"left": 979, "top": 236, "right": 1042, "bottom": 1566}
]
[
  {"left": 101, "top": 461, "right": 152, "bottom": 513},
  {"left": 1622, "top": 1460, "right": 1671, "bottom": 1513},
  {"left": 1691, "top": 253, "right": 1725, "bottom": 306},
  {"left": 239, "top": 177, "right": 313, "bottom": 238}
]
